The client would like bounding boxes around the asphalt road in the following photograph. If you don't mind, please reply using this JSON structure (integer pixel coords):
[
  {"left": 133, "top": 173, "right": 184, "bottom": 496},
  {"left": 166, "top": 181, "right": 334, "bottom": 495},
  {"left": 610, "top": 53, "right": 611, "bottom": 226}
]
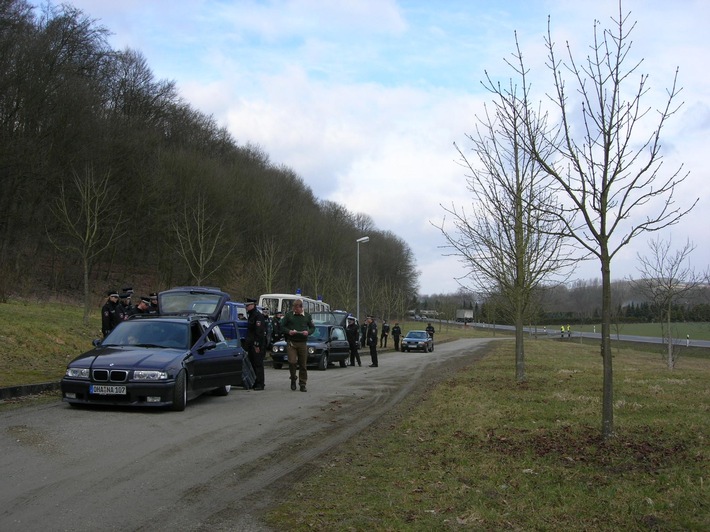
[{"left": 0, "top": 338, "right": 493, "bottom": 532}]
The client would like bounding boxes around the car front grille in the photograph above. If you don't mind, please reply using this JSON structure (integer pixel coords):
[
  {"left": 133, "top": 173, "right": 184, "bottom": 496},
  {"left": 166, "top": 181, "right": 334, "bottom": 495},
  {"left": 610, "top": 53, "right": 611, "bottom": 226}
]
[{"left": 92, "top": 369, "right": 128, "bottom": 382}]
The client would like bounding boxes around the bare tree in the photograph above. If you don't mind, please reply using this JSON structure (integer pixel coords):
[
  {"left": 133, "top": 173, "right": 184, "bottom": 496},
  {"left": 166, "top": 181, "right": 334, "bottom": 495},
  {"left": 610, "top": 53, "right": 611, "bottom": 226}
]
[
  {"left": 48, "top": 165, "right": 125, "bottom": 324},
  {"left": 172, "top": 194, "right": 234, "bottom": 286},
  {"left": 506, "top": 4, "right": 698, "bottom": 437},
  {"left": 634, "top": 237, "right": 703, "bottom": 370},
  {"left": 252, "top": 237, "right": 286, "bottom": 294},
  {"left": 438, "top": 82, "right": 572, "bottom": 383}
]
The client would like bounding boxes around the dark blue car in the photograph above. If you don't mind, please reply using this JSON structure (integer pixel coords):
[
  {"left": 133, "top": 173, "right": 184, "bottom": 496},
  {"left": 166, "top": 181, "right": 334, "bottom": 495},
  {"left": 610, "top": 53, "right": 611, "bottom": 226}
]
[{"left": 61, "top": 287, "right": 247, "bottom": 411}]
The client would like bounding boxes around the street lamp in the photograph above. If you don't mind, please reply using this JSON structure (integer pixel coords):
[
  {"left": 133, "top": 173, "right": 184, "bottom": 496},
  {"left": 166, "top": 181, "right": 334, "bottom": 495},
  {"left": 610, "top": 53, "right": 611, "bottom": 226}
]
[{"left": 356, "top": 236, "right": 369, "bottom": 320}]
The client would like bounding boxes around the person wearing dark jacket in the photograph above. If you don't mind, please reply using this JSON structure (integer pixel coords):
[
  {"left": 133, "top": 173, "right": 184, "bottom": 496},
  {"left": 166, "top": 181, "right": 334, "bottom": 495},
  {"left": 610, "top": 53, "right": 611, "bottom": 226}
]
[
  {"left": 280, "top": 298, "right": 315, "bottom": 392},
  {"left": 391, "top": 322, "right": 402, "bottom": 351},
  {"left": 366, "top": 315, "right": 378, "bottom": 367},
  {"left": 426, "top": 322, "right": 435, "bottom": 349},
  {"left": 245, "top": 298, "right": 267, "bottom": 390},
  {"left": 101, "top": 290, "right": 125, "bottom": 337},
  {"left": 346, "top": 315, "right": 361, "bottom": 367}
]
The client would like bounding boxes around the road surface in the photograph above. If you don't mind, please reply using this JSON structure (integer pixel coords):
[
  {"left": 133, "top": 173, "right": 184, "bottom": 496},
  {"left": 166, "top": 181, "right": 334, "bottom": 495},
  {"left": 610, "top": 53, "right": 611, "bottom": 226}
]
[{"left": 0, "top": 338, "right": 492, "bottom": 531}]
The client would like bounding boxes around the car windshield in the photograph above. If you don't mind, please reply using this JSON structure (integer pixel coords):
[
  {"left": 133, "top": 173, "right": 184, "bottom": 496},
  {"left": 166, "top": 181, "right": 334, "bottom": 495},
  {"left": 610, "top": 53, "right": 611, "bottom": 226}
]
[
  {"left": 310, "top": 325, "right": 329, "bottom": 340},
  {"left": 311, "top": 311, "right": 347, "bottom": 325},
  {"left": 103, "top": 321, "right": 189, "bottom": 349},
  {"left": 159, "top": 290, "right": 224, "bottom": 317},
  {"left": 406, "top": 331, "right": 428, "bottom": 339}
]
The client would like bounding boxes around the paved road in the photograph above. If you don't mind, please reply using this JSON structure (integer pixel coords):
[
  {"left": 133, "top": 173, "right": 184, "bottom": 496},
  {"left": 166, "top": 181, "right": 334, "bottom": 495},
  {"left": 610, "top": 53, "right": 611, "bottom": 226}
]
[{"left": 0, "top": 338, "right": 492, "bottom": 531}]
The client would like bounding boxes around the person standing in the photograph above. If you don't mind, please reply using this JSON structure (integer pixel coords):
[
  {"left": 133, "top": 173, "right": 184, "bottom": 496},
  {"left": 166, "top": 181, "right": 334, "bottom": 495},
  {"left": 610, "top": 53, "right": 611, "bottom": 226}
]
[
  {"left": 566, "top": 324, "right": 571, "bottom": 338},
  {"left": 379, "top": 320, "right": 390, "bottom": 348},
  {"left": 245, "top": 298, "right": 267, "bottom": 391},
  {"left": 391, "top": 322, "right": 402, "bottom": 351},
  {"left": 359, "top": 320, "right": 367, "bottom": 349},
  {"left": 425, "top": 322, "right": 435, "bottom": 349},
  {"left": 272, "top": 310, "right": 284, "bottom": 344},
  {"left": 280, "top": 298, "right": 315, "bottom": 392},
  {"left": 346, "top": 315, "right": 361, "bottom": 367},
  {"left": 366, "top": 315, "right": 378, "bottom": 367},
  {"left": 101, "top": 290, "right": 125, "bottom": 337},
  {"left": 262, "top": 307, "right": 274, "bottom": 351}
]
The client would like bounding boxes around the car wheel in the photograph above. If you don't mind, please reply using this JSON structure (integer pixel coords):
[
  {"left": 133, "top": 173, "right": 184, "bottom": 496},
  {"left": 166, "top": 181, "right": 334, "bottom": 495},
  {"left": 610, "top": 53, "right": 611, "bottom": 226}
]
[
  {"left": 171, "top": 369, "right": 187, "bottom": 411},
  {"left": 212, "top": 384, "right": 231, "bottom": 396},
  {"left": 273, "top": 362, "right": 283, "bottom": 369},
  {"left": 318, "top": 352, "right": 329, "bottom": 371}
]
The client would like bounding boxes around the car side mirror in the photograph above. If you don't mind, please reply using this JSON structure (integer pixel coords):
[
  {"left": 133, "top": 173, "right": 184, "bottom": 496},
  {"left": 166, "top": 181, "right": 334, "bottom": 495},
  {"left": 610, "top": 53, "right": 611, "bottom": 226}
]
[
  {"left": 93, "top": 339, "right": 102, "bottom": 347},
  {"left": 197, "top": 340, "right": 217, "bottom": 354}
]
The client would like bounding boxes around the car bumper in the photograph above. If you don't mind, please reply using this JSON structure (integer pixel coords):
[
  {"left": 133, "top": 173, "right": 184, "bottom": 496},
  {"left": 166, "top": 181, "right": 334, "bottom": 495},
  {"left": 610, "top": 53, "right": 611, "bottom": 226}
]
[
  {"left": 60, "top": 378, "right": 177, "bottom": 408},
  {"left": 402, "top": 343, "right": 429, "bottom": 351}
]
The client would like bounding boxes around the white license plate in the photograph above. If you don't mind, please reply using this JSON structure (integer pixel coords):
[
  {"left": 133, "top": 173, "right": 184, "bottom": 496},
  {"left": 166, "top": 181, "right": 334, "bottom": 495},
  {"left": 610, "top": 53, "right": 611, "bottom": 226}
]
[{"left": 90, "top": 385, "right": 127, "bottom": 395}]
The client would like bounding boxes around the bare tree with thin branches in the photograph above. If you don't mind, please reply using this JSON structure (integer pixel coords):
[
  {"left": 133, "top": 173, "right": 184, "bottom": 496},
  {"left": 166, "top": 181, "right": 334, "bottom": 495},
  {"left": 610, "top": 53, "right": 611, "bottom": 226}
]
[
  {"left": 49, "top": 165, "right": 125, "bottom": 324},
  {"left": 438, "top": 81, "right": 573, "bottom": 383},
  {"left": 634, "top": 237, "right": 704, "bottom": 370},
  {"left": 504, "top": 3, "right": 698, "bottom": 437}
]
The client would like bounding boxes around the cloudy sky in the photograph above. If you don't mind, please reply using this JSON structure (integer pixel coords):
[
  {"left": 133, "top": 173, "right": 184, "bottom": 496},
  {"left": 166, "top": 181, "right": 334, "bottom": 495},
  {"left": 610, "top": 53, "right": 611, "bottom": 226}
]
[{"left": 39, "top": 0, "right": 709, "bottom": 294}]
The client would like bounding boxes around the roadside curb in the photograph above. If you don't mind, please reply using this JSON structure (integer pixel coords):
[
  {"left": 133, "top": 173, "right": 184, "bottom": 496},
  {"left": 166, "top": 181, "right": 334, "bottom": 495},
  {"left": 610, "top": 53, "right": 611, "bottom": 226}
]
[{"left": 0, "top": 381, "right": 61, "bottom": 400}]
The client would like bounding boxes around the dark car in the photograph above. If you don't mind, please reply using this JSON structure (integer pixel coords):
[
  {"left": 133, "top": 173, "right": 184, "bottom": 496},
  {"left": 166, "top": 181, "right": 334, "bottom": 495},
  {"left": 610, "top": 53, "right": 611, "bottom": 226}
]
[
  {"left": 270, "top": 324, "right": 349, "bottom": 370},
  {"left": 61, "top": 287, "right": 247, "bottom": 411},
  {"left": 400, "top": 330, "right": 434, "bottom": 352}
]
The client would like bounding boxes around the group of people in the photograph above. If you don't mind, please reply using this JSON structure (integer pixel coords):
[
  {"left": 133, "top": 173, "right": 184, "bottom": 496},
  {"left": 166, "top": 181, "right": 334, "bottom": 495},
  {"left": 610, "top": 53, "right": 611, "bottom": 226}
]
[
  {"left": 243, "top": 297, "right": 315, "bottom": 393},
  {"left": 101, "top": 288, "right": 158, "bottom": 337}
]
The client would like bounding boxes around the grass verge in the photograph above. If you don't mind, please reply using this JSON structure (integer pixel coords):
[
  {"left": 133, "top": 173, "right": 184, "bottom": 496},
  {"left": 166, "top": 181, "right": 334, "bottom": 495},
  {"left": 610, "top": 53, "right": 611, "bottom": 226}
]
[{"left": 265, "top": 339, "right": 709, "bottom": 530}]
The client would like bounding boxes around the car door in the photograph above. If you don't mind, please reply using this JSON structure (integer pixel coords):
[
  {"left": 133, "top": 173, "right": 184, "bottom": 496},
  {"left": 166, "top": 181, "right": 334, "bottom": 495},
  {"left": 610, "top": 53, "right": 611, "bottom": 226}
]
[
  {"left": 190, "top": 321, "right": 242, "bottom": 390},
  {"left": 329, "top": 326, "right": 349, "bottom": 359}
]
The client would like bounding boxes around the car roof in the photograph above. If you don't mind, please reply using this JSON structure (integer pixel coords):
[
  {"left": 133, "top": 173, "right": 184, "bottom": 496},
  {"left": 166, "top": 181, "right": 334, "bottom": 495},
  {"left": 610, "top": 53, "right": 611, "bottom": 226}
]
[{"left": 158, "top": 287, "right": 230, "bottom": 321}]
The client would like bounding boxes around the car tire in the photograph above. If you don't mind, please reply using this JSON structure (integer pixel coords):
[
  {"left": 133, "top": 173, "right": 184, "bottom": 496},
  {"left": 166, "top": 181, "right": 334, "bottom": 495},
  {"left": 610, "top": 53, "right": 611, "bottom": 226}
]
[
  {"left": 318, "top": 352, "right": 329, "bottom": 371},
  {"left": 212, "top": 384, "right": 231, "bottom": 396},
  {"left": 171, "top": 369, "right": 187, "bottom": 412},
  {"left": 273, "top": 362, "right": 283, "bottom": 369}
]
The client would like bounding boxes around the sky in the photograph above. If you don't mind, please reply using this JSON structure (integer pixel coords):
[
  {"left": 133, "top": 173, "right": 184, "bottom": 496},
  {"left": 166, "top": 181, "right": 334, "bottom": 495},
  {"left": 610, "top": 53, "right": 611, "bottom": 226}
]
[{"left": 36, "top": 0, "right": 710, "bottom": 294}]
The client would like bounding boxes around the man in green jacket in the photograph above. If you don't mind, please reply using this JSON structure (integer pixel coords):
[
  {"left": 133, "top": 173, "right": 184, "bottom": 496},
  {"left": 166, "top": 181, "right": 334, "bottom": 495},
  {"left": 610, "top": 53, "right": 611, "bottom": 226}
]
[{"left": 280, "top": 298, "right": 315, "bottom": 392}]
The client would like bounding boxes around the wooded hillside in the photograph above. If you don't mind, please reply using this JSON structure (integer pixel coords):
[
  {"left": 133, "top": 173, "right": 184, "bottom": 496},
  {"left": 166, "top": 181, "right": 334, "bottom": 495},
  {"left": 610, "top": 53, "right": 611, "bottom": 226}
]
[{"left": 0, "top": 0, "right": 418, "bottom": 316}]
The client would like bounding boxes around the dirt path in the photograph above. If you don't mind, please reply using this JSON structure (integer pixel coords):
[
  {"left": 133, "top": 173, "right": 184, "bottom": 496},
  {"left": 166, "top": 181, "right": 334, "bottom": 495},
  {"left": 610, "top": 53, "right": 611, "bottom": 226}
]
[{"left": 0, "top": 338, "right": 493, "bottom": 531}]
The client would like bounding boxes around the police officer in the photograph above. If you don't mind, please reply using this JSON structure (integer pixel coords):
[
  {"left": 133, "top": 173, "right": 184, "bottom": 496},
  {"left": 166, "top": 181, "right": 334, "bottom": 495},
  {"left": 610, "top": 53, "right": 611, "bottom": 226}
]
[
  {"left": 101, "top": 290, "right": 125, "bottom": 337},
  {"left": 262, "top": 307, "right": 274, "bottom": 351},
  {"left": 380, "top": 319, "right": 390, "bottom": 348},
  {"left": 245, "top": 298, "right": 267, "bottom": 390},
  {"left": 366, "top": 315, "right": 378, "bottom": 367},
  {"left": 119, "top": 291, "right": 133, "bottom": 316},
  {"left": 127, "top": 296, "right": 151, "bottom": 317},
  {"left": 346, "top": 315, "right": 361, "bottom": 367},
  {"left": 392, "top": 322, "right": 402, "bottom": 351},
  {"left": 272, "top": 310, "right": 284, "bottom": 344},
  {"left": 425, "top": 322, "right": 435, "bottom": 349},
  {"left": 148, "top": 292, "right": 159, "bottom": 314}
]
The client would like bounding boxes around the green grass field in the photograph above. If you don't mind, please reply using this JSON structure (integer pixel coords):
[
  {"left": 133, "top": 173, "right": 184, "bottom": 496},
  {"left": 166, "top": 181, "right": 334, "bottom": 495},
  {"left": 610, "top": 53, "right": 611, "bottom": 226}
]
[
  {"left": 266, "top": 339, "right": 709, "bottom": 530},
  {"left": 551, "top": 321, "right": 710, "bottom": 340}
]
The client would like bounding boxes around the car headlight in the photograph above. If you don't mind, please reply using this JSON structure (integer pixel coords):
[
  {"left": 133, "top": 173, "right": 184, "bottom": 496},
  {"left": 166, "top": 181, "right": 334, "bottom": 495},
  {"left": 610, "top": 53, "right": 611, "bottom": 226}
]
[
  {"left": 65, "top": 367, "right": 90, "bottom": 379},
  {"left": 308, "top": 346, "right": 315, "bottom": 354},
  {"left": 133, "top": 370, "right": 168, "bottom": 380}
]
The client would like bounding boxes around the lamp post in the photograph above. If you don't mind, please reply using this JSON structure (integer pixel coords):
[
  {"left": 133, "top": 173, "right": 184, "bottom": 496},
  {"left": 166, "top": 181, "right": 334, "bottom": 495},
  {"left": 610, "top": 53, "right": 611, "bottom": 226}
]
[{"left": 356, "top": 236, "right": 369, "bottom": 320}]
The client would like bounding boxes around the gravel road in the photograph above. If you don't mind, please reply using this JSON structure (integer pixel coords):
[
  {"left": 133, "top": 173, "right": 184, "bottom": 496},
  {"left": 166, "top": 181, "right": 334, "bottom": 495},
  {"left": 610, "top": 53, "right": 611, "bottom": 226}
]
[{"left": 0, "top": 338, "right": 492, "bottom": 531}]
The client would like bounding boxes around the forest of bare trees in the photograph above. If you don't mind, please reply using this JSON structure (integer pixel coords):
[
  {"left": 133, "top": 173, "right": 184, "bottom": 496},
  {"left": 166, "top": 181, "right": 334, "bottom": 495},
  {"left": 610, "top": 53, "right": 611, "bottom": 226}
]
[{"left": 0, "top": 0, "right": 418, "bottom": 316}]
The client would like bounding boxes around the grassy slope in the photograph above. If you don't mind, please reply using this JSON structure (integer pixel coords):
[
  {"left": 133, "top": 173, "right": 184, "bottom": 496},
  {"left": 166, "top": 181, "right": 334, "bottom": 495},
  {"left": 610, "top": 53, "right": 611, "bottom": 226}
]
[{"left": 267, "top": 339, "right": 709, "bottom": 530}]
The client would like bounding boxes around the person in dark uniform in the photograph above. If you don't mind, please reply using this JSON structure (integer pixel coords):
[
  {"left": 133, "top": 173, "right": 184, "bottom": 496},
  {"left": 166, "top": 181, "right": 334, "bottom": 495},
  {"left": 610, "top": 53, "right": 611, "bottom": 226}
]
[
  {"left": 262, "top": 307, "right": 273, "bottom": 351},
  {"left": 346, "top": 315, "right": 361, "bottom": 367},
  {"left": 391, "top": 322, "right": 402, "bottom": 351},
  {"left": 366, "top": 315, "right": 378, "bottom": 367},
  {"left": 101, "top": 290, "right": 125, "bottom": 337},
  {"left": 149, "top": 292, "right": 159, "bottom": 314},
  {"left": 126, "top": 296, "right": 151, "bottom": 317},
  {"left": 245, "top": 297, "right": 267, "bottom": 391},
  {"left": 379, "top": 320, "right": 390, "bottom": 348},
  {"left": 119, "top": 292, "right": 133, "bottom": 316},
  {"left": 425, "top": 322, "right": 435, "bottom": 349},
  {"left": 360, "top": 320, "right": 367, "bottom": 348},
  {"left": 272, "top": 310, "right": 284, "bottom": 344}
]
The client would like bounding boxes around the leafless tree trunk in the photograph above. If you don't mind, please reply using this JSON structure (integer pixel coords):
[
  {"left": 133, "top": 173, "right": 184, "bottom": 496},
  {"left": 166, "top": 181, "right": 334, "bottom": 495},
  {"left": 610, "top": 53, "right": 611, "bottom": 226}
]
[
  {"left": 48, "top": 165, "right": 125, "bottom": 324},
  {"left": 506, "top": 4, "right": 697, "bottom": 438},
  {"left": 252, "top": 237, "right": 285, "bottom": 294}
]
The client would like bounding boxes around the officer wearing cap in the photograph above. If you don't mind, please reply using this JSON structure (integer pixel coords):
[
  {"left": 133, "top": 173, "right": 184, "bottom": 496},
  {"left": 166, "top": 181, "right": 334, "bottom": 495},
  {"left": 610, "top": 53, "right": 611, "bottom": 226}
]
[
  {"left": 101, "top": 290, "right": 125, "bottom": 337},
  {"left": 245, "top": 298, "right": 267, "bottom": 391},
  {"left": 261, "top": 306, "right": 274, "bottom": 351},
  {"left": 272, "top": 310, "right": 284, "bottom": 344},
  {"left": 346, "top": 315, "right": 361, "bottom": 367},
  {"left": 148, "top": 292, "right": 159, "bottom": 314},
  {"left": 127, "top": 296, "right": 152, "bottom": 317}
]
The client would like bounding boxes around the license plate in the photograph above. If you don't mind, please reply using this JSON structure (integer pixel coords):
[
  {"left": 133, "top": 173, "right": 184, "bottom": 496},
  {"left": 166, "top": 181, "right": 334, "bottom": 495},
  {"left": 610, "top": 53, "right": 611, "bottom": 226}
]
[{"left": 90, "top": 385, "right": 127, "bottom": 395}]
